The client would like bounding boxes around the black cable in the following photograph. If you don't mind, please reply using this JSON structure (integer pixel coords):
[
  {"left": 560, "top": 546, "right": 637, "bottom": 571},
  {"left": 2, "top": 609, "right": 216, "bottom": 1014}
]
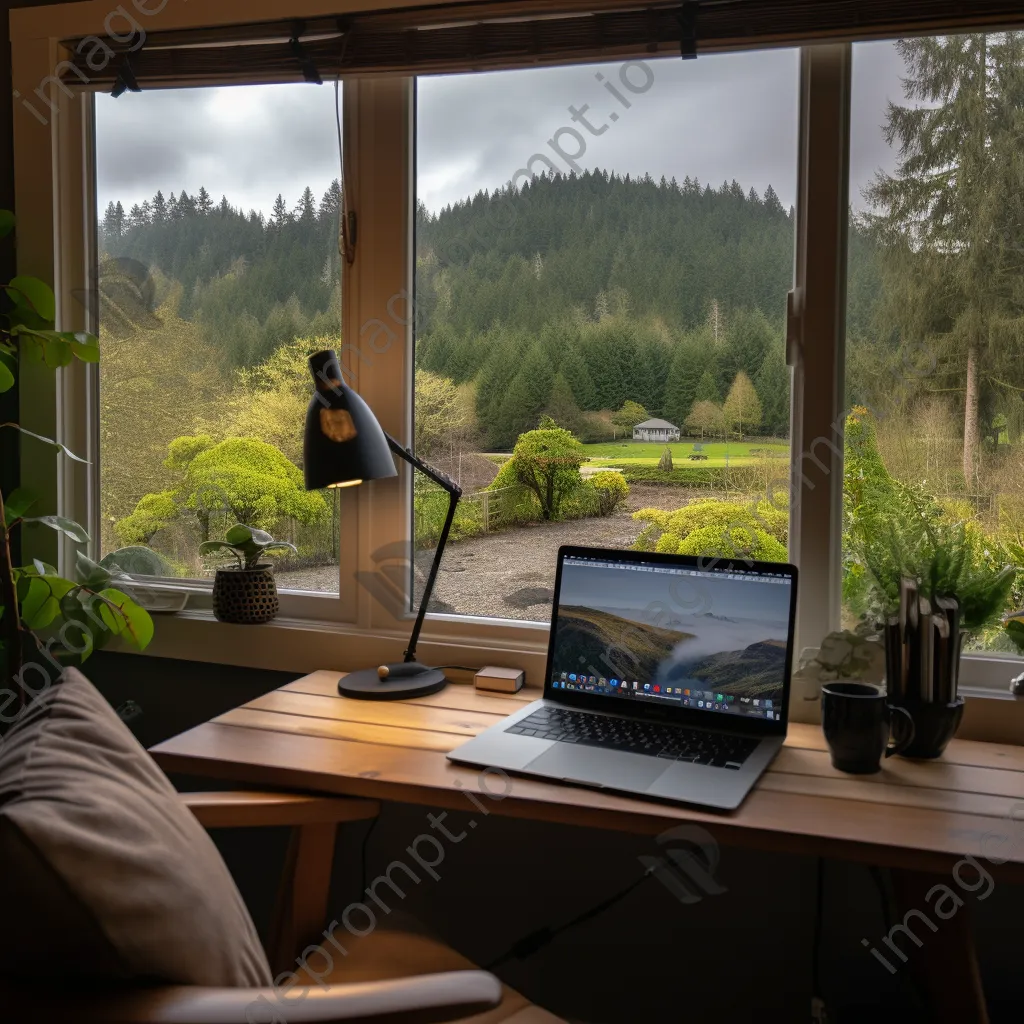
[
  {"left": 434, "top": 665, "right": 478, "bottom": 673},
  {"left": 484, "top": 866, "right": 654, "bottom": 971},
  {"left": 359, "top": 816, "right": 379, "bottom": 897}
]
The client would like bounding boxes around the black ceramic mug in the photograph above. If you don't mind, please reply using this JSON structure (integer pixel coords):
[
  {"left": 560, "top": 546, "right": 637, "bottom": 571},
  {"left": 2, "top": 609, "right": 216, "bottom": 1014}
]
[{"left": 821, "top": 682, "right": 915, "bottom": 774}]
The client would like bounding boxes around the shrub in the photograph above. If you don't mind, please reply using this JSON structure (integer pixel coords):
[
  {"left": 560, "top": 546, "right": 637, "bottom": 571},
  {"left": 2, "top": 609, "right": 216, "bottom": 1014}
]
[
  {"left": 620, "top": 465, "right": 724, "bottom": 488},
  {"left": 489, "top": 425, "right": 588, "bottom": 522},
  {"left": 590, "top": 471, "right": 629, "bottom": 516},
  {"left": 633, "top": 499, "right": 789, "bottom": 562}
]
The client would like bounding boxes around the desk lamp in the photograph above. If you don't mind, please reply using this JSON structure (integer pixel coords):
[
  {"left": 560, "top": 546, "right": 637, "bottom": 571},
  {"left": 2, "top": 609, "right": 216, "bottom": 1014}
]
[{"left": 303, "top": 350, "right": 463, "bottom": 700}]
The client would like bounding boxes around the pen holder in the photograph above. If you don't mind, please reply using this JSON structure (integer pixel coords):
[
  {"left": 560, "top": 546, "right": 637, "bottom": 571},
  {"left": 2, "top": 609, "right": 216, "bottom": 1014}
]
[{"left": 887, "top": 697, "right": 964, "bottom": 759}]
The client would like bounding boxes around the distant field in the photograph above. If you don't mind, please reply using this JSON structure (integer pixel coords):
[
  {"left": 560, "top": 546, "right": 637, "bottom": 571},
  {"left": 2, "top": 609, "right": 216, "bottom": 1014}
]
[{"left": 582, "top": 440, "right": 789, "bottom": 468}]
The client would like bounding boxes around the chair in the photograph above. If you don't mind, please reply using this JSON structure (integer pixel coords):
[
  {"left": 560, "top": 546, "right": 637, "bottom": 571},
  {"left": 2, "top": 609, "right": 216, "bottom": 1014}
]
[{"left": 0, "top": 671, "right": 563, "bottom": 1023}]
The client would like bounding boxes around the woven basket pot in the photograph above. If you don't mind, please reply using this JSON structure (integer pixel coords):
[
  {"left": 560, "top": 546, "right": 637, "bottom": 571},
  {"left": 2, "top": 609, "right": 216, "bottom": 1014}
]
[{"left": 212, "top": 565, "right": 279, "bottom": 625}]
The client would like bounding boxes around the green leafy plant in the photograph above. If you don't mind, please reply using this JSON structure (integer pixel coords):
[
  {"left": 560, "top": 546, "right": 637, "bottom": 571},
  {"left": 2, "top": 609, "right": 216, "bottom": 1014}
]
[
  {"left": 843, "top": 411, "right": 1017, "bottom": 631},
  {"left": 199, "top": 524, "right": 297, "bottom": 570},
  {"left": 589, "top": 471, "right": 629, "bottom": 516},
  {"left": 1, "top": 210, "right": 154, "bottom": 695}
]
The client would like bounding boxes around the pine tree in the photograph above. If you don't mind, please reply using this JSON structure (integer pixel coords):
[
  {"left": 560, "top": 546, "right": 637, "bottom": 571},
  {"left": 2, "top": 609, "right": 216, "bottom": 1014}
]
[
  {"left": 102, "top": 201, "right": 119, "bottom": 239},
  {"left": 151, "top": 190, "right": 167, "bottom": 222},
  {"left": 694, "top": 367, "right": 721, "bottom": 404},
  {"left": 755, "top": 348, "right": 790, "bottom": 438},
  {"left": 295, "top": 186, "right": 316, "bottom": 223},
  {"left": 271, "top": 193, "right": 289, "bottom": 227},
  {"left": 218, "top": 195, "right": 231, "bottom": 216},
  {"left": 492, "top": 341, "right": 555, "bottom": 447},
  {"left": 320, "top": 179, "right": 342, "bottom": 219},
  {"left": 723, "top": 371, "right": 763, "bottom": 439},
  {"left": 763, "top": 184, "right": 784, "bottom": 216},
  {"left": 663, "top": 339, "right": 704, "bottom": 428},
  {"left": 865, "top": 32, "right": 1024, "bottom": 485},
  {"left": 196, "top": 186, "right": 213, "bottom": 214},
  {"left": 543, "top": 372, "right": 585, "bottom": 437},
  {"left": 557, "top": 342, "right": 598, "bottom": 411}
]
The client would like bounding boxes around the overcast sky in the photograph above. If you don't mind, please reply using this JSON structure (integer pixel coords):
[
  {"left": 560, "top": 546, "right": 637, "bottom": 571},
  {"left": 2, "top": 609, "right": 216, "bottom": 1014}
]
[{"left": 95, "top": 41, "right": 907, "bottom": 219}]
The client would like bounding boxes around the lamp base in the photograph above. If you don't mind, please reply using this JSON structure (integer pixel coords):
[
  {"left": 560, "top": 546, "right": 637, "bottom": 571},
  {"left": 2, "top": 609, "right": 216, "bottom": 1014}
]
[{"left": 338, "top": 663, "right": 449, "bottom": 701}]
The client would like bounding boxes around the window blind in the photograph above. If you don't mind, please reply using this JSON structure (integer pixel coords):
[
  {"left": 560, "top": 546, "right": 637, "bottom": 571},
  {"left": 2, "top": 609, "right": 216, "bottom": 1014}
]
[{"left": 60, "top": 0, "right": 1024, "bottom": 90}]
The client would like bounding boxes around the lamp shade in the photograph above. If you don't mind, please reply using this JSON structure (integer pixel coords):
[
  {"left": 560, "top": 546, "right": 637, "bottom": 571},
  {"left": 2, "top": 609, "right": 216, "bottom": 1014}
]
[{"left": 303, "top": 350, "right": 397, "bottom": 490}]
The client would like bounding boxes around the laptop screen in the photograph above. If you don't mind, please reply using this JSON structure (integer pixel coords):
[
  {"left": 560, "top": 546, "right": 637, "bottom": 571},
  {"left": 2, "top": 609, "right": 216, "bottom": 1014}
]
[{"left": 547, "top": 550, "right": 796, "bottom": 724}]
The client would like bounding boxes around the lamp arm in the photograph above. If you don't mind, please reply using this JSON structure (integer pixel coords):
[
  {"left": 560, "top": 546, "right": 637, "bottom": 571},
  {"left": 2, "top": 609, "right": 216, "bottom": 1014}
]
[{"left": 384, "top": 434, "right": 462, "bottom": 663}]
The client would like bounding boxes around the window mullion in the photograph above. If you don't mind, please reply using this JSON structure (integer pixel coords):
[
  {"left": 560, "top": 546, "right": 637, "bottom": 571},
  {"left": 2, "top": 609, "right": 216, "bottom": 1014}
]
[{"left": 789, "top": 45, "right": 852, "bottom": 687}]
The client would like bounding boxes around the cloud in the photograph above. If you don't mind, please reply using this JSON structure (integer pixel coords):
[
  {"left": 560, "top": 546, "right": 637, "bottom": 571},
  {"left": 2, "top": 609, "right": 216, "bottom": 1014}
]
[{"left": 96, "top": 45, "right": 906, "bottom": 218}]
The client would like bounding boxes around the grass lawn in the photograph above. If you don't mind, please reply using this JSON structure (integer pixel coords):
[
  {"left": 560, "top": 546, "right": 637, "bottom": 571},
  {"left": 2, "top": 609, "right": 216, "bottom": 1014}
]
[{"left": 582, "top": 439, "right": 789, "bottom": 468}]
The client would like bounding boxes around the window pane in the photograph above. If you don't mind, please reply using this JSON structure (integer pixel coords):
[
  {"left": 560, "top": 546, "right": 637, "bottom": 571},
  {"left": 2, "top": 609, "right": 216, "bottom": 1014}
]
[
  {"left": 414, "top": 54, "right": 799, "bottom": 622},
  {"left": 844, "top": 35, "right": 1024, "bottom": 654},
  {"left": 94, "top": 85, "right": 343, "bottom": 591}
]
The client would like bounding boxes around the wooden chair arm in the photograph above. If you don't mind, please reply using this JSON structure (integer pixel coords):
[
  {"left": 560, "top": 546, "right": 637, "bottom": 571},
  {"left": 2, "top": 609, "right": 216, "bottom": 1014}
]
[
  {"left": 180, "top": 792, "right": 380, "bottom": 829},
  {"left": 6, "top": 972, "right": 502, "bottom": 1024}
]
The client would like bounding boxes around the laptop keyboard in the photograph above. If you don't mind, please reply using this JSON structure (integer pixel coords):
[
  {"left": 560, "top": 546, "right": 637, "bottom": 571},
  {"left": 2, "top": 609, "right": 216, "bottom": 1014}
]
[{"left": 506, "top": 707, "right": 758, "bottom": 769}]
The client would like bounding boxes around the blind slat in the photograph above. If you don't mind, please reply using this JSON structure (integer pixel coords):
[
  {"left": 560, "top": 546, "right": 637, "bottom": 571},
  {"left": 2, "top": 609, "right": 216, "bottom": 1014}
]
[{"left": 59, "top": 0, "right": 1024, "bottom": 89}]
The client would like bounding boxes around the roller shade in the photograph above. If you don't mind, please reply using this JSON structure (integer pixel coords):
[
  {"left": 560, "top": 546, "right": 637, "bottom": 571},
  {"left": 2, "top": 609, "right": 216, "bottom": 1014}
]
[{"left": 60, "top": 0, "right": 1024, "bottom": 91}]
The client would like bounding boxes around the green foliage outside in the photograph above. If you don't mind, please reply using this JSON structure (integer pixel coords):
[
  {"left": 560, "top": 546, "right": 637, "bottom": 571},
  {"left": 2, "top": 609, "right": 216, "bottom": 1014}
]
[
  {"left": 489, "top": 425, "right": 589, "bottom": 522},
  {"left": 122, "top": 436, "right": 330, "bottom": 545},
  {"left": 842, "top": 409, "right": 1018, "bottom": 635},
  {"left": 632, "top": 500, "right": 788, "bottom": 562}
]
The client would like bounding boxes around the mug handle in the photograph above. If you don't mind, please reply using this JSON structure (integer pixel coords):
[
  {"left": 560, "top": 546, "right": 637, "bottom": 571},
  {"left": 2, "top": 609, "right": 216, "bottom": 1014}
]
[{"left": 885, "top": 705, "right": 916, "bottom": 758}]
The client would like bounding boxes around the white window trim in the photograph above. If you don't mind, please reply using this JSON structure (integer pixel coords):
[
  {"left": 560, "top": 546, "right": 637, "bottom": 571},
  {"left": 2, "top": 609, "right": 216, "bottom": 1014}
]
[{"left": 10, "top": 0, "right": 1024, "bottom": 736}]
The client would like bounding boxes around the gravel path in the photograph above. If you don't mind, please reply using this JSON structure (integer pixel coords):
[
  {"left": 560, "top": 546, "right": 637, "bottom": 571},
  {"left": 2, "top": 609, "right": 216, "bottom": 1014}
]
[{"left": 277, "top": 484, "right": 712, "bottom": 620}]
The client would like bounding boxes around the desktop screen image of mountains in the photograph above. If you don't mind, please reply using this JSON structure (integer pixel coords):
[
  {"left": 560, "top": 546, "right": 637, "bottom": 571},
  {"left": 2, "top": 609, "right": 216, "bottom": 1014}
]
[{"left": 554, "top": 564, "right": 792, "bottom": 700}]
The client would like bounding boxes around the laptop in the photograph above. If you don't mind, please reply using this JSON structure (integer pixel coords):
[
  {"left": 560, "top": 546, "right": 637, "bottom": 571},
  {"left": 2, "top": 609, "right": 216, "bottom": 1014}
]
[{"left": 448, "top": 545, "right": 798, "bottom": 811}]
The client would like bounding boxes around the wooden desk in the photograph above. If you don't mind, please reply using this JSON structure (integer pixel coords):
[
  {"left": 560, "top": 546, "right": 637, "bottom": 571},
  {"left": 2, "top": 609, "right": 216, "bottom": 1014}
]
[{"left": 152, "top": 671, "right": 1024, "bottom": 1022}]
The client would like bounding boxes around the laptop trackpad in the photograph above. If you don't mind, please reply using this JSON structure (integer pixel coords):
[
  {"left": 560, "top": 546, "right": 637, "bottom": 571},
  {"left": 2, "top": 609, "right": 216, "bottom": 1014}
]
[{"left": 525, "top": 745, "right": 666, "bottom": 791}]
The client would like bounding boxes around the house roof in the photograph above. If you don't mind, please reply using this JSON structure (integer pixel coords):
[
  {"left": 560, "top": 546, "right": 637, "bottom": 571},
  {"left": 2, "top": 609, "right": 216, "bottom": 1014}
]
[{"left": 634, "top": 419, "right": 679, "bottom": 430}]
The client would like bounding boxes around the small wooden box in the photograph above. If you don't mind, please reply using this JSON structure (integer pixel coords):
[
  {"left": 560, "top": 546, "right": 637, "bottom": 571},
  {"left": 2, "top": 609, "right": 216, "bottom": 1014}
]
[{"left": 474, "top": 666, "right": 525, "bottom": 694}]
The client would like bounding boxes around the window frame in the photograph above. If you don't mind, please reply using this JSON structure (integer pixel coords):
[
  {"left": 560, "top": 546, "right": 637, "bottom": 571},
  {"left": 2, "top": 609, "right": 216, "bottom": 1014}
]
[{"left": 10, "top": 0, "right": 1024, "bottom": 736}]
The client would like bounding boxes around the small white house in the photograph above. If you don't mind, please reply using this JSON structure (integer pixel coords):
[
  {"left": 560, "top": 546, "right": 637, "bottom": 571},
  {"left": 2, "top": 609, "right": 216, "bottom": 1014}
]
[{"left": 633, "top": 418, "right": 680, "bottom": 442}]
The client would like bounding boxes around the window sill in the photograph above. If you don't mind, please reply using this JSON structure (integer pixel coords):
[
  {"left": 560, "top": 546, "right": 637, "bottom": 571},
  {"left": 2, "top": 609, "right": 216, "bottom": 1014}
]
[
  {"left": 104, "top": 611, "right": 1024, "bottom": 744},
  {"left": 117, "top": 608, "right": 551, "bottom": 682}
]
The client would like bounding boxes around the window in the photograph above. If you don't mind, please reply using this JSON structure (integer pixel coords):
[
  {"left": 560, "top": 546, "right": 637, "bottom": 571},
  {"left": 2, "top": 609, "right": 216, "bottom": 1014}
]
[
  {"left": 844, "top": 34, "right": 1024, "bottom": 664},
  {"left": 413, "top": 52, "right": 799, "bottom": 624},
  {"left": 94, "top": 84, "right": 344, "bottom": 593}
]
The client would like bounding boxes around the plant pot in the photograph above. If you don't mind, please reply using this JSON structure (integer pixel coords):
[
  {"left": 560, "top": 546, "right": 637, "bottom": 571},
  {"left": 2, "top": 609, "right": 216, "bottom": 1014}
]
[{"left": 212, "top": 565, "right": 279, "bottom": 625}]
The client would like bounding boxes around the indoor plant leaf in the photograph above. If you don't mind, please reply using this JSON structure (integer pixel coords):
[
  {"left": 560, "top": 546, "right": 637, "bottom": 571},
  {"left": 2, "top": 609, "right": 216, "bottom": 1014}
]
[
  {"left": 19, "top": 576, "right": 59, "bottom": 629},
  {"left": 22, "top": 514, "right": 90, "bottom": 543},
  {"left": 0, "top": 209, "right": 14, "bottom": 239},
  {"left": 76, "top": 550, "right": 112, "bottom": 590},
  {"left": 4, "top": 274, "right": 56, "bottom": 321},
  {"left": 224, "top": 524, "right": 254, "bottom": 546},
  {"left": 3, "top": 423, "right": 89, "bottom": 464},
  {"left": 3, "top": 486, "right": 38, "bottom": 521},
  {"left": 0, "top": 359, "right": 13, "bottom": 393},
  {"left": 97, "top": 587, "right": 154, "bottom": 650}
]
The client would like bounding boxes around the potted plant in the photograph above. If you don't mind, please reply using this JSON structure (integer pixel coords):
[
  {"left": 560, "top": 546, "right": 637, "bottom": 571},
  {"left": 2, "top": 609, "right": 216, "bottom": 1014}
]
[
  {"left": 1, "top": 210, "right": 154, "bottom": 707},
  {"left": 199, "top": 524, "right": 296, "bottom": 624}
]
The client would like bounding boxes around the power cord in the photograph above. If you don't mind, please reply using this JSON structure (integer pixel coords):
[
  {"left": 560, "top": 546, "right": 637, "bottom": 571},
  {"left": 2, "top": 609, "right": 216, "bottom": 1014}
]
[
  {"left": 484, "top": 865, "right": 655, "bottom": 971},
  {"left": 359, "top": 816, "right": 379, "bottom": 896}
]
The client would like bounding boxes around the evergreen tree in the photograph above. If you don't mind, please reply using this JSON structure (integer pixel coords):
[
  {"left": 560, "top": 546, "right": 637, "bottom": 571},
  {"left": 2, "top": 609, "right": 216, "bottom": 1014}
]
[
  {"left": 694, "top": 367, "right": 721, "bottom": 404},
  {"left": 864, "top": 32, "right": 1024, "bottom": 484},
  {"left": 295, "top": 186, "right": 316, "bottom": 223},
  {"left": 557, "top": 342, "right": 598, "bottom": 411},
  {"left": 218, "top": 195, "right": 231, "bottom": 216},
  {"left": 663, "top": 339, "right": 704, "bottom": 427},
  {"left": 151, "top": 190, "right": 167, "bottom": 222},
  {"left": 492, "top": 341, "right": 555, "bottom": 448},
  {"left": 320, "top": 179, "right": 342, "bottom": 219},
  {"left": 755, "top": 348, "right": 790, "bottom": 438},
  {"left": 543, "top": 372, "right": 586, "bottom": 438},
  {"left": 271, "top": 193, "right": 289, "bottom": 227},
  {"left": 763, "top": 184, "right": 784, "bottom": 215},
  {"left": 196, "top": 186, "right": 213, "bottom": 215}
]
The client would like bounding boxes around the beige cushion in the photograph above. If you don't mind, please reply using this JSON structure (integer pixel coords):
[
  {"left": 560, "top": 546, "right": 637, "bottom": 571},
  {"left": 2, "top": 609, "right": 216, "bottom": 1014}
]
[
  {"left": 294, "top": 915, "right": 567, "bottom": 1023},
  {"left": 0, "top": 668, "right": 271, "bottom": 988}
]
